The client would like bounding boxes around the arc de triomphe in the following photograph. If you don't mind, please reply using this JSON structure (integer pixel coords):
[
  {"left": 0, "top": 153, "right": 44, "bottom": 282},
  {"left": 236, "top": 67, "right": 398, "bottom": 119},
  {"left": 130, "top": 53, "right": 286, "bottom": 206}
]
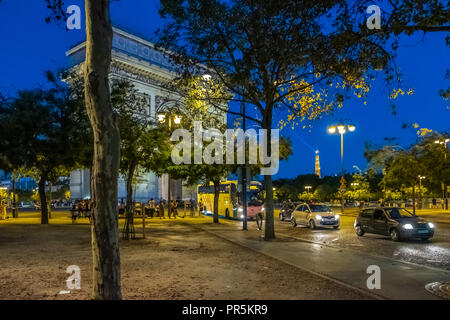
[{"left": 68, "top": 27, "right": 195, "bottom": 202}]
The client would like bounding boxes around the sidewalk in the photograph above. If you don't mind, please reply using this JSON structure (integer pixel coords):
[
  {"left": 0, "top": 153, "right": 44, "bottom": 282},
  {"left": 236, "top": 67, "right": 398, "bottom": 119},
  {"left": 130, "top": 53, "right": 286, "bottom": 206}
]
[{"left": 196, "top": 222, "right": 450, "bottom": 300}]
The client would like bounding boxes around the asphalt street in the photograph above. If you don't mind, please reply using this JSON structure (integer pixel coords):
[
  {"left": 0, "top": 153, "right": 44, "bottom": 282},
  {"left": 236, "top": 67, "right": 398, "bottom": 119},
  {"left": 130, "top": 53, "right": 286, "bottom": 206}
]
[
  {"left": 197, "top": 212, "right": 450, "bottom": 299},
  {"left": 274, "top": 213, "right": 450, "bottom": 271}
]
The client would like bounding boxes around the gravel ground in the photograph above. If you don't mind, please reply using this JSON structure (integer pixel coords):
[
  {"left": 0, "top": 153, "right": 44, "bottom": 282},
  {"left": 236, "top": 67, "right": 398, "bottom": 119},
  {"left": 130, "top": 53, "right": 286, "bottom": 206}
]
[{"left": 0, "top": 218, "right": 372, "bottom": 300}]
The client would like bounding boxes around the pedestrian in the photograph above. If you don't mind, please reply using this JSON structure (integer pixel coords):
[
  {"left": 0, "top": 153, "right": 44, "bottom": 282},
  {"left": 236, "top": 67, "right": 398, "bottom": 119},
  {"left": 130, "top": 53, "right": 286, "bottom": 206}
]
[
  {"left": 77, "top": 200, "right": 83, "bottom": 217},
  {"left": 148, "top": 198, "right": 156, "bottom": 218},
  {"left": 159, "top": 200, "right": 165, "bottom": 219},
  {"left": 172, "top": 200, "right": 178, "bottom": 218},
  {"left": 199, "top": 198, "right": 204, "bottom": 216}
]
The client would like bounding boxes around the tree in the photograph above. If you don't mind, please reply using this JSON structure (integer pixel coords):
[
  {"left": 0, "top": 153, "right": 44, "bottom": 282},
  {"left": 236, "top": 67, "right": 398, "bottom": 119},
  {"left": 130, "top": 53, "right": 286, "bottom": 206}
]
[
  {"left": 0, "top": 74, "right": 88, "bottom": 224},
  {"left": 161, "top": 76, "right": 231, "bottom": 223},
  {"left": 346, "top": 174, "right": 371, "bottom": 202},
  {"left": 417, "top": 132, "right": 450, "bottom": 209},
  {"left": 313, "top": 184, "right": 337, "bottom": 202},
  {"left": 298, "top": 191, "right": 314, "bottom": 202},
  {"left": 111, "top": 80, "right": 171, "bottom": 227},
  {"left": 158, "top": 0, "right": 390, "bottom": 240},
  {"left": 382, "top": 149, "right": 424, "bottom": 214},
  {"left": 45, "top": 0, "right": 122, "bottom": 300}
]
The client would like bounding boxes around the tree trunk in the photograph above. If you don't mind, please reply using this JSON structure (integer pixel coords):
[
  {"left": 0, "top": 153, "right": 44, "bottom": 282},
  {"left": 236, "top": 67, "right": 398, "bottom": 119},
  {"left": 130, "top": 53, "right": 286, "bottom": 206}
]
[
  {"left": 48, "top": 182, "right": 52, "bottom": 219},
  {"left": 263, "top": 111, "right": 275, "bottom": 240},
  {"left": 38, "top": 174, "right": 48, "bottom": 225},
  {"left": 125, "top": 164, "right": 136, "bottom": 217},
  {"left": 213, "top": 180, "right": 220, "bottom": 223},
  {"left": 84, "top": 0, "right": 122, "bottom": 300}
]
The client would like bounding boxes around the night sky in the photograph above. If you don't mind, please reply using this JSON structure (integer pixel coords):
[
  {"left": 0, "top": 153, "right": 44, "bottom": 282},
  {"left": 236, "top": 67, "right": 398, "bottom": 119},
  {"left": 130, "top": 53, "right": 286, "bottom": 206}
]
[{"left": 0, "top": 0, "right": 448, "bottom": 179}]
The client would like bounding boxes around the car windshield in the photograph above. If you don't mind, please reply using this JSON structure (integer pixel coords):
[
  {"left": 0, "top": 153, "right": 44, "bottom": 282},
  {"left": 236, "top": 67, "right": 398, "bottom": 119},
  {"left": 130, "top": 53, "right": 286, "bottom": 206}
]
[
  {"left": 385, "top": 208, "right": 414, "bottom": 219},
  {"left": 308, "top": 205, "right": 331, "bottom": 212}
]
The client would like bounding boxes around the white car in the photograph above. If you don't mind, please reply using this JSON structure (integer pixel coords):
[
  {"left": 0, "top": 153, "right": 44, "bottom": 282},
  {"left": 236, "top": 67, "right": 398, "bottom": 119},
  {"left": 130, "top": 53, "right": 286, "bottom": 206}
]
[{"left": 290, "top": 203, "right": 339, "bottom": 229}]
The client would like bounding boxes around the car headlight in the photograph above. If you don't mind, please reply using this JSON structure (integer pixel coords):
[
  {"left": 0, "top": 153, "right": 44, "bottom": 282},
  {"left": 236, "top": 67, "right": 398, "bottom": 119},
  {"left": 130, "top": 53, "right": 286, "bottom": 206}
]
[
  {"left": 335, "top": 214, "right": 339, "bottom": 220},
  {"left": 315, "top": 215, "right": 322, "bottom": 220},
  {"left": 428, "top": 222, "right": 435, "bottom": 228},
  {"left": 402, "top": 224, "right": 414, "bottom": 230}
]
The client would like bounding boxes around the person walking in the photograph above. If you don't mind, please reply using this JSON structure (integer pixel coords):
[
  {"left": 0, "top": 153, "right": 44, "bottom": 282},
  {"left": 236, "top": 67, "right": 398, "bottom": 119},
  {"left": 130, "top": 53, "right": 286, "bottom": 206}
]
[
  {"left": 172, "top": 200, "right": 178, "bottom": 219},
  {"left": 158, "top": 200, "right": 165, "bottom": 219}
]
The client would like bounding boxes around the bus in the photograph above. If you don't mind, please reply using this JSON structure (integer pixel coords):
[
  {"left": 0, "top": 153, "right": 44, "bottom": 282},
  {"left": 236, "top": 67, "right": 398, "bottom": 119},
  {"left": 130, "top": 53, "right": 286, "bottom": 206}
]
[{"left": 197, "top": 180, "right": 265, "bottom": 220}]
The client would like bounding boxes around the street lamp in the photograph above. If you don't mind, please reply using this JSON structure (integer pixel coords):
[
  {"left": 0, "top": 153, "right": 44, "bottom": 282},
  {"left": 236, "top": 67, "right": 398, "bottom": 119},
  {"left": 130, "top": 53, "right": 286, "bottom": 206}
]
[
  {"left": 327, "top": 124, "right": 356, "bottom": 175},
  {"left": 434, "top": 138, "right": 449, "bottom": 210},
  {"left": 158, "top": 113, "right": 182, "bottom": 216},
  {"left": 305, "top": 186, "right": 312, "bottom": 192},
  {"left": 328, "top": 123, "right": 356, "bottom": 213},
  {"left": 418, "top": 175, "right": 426, "bottom": 210}
]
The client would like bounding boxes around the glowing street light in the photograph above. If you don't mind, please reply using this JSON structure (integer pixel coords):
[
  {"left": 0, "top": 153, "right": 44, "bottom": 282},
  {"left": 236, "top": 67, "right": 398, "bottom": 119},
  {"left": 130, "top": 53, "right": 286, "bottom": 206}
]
[
  {"left": 305, "top": 186, "right": 312, "bottom": 192},
  {"left": 327, "top": 124, "right": 357, "bottom": 176},
  {"left": 174, "top": 116, "right": 182, "bottom": 125},
  {"left": 328, "top": 123, "right": 356, "bottom": 213},
  {"left": 157, "top": 114, "right": 166, "bottom": 123},
  {"left": 157, "top": 113, "right": 183, "bottom": 213}
]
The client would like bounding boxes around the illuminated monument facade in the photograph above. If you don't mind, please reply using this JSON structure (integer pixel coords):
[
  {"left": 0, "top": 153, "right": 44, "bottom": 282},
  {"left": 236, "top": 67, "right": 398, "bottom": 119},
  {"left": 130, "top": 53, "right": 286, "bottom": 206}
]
[{"left": 68, "top": 27, "right": 196, "bottom": 202}]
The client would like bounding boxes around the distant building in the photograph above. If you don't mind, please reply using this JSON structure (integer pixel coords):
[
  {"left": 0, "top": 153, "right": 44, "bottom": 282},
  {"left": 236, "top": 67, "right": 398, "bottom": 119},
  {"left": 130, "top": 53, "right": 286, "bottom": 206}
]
[
  {"left": 315, "top": 150, "right": 321, "bottom": 178},
  {"left": 66, "top": 27, "right": 196, "bottom": 202}
]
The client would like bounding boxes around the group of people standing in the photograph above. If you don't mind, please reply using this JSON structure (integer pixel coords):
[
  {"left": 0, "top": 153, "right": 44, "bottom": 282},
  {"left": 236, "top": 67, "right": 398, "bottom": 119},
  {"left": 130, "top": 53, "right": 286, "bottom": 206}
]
[
  {"left": 71, "top": 200, "right": 92, "bottom": 218},
  {"left": 117, "top": 198, "right": 202, "bottom": 219},
  {"left": 146, "top": 198, "right": 183, "bottom": 219}
]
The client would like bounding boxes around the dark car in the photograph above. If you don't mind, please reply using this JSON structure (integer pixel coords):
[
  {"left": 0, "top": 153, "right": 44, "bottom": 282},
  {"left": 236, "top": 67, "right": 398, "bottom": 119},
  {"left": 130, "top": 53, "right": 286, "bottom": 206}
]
[{"left": 354, "top": 207, "right": 435, "bottom": 241}]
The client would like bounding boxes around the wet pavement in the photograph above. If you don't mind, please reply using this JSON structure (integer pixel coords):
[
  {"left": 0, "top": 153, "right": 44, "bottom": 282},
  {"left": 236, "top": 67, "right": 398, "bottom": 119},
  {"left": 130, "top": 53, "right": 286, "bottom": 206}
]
[{"left": 274, "top": 214, "right": 450, "bottom": 271}]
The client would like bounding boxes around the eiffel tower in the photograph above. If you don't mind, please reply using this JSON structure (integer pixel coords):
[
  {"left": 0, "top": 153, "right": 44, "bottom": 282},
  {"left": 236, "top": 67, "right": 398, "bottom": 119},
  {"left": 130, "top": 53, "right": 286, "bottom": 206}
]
[{"left": 315, "top": 150, "right": 321, "bottom": 178}]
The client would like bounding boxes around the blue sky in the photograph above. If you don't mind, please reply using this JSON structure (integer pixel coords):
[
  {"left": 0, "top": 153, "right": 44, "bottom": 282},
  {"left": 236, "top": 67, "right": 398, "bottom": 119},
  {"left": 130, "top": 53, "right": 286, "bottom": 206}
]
[{"left": 0, "top": 0, "right": 448, "bottom": 179}]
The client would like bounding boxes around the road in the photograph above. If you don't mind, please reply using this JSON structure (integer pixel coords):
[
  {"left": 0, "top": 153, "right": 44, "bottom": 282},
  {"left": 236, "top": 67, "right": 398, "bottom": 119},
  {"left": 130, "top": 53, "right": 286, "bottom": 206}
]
[
  {"left": 196, "top": 210, "right": 450, "bottom": 299},
  {"left": 274, "top": 212, "right": 450, "bottom": 271}
]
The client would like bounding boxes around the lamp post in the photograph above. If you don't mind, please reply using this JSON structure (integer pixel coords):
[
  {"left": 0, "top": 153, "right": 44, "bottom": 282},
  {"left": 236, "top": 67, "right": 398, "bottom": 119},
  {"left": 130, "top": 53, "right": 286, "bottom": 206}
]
[
  {"left": 158, "top": 113, "right": 182, "bottom": 216},
  {"left": 239, "top": 86, "right": 248, "bottom": 231},
  {"left": 434, "top": 138, "right": 449, "bottom": 210},
  {"left": 418, "top": 175, "right": 426, "bottom": 210},
  {"left": 328, "top": 124, "right": 356, "bottom": 213}
]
